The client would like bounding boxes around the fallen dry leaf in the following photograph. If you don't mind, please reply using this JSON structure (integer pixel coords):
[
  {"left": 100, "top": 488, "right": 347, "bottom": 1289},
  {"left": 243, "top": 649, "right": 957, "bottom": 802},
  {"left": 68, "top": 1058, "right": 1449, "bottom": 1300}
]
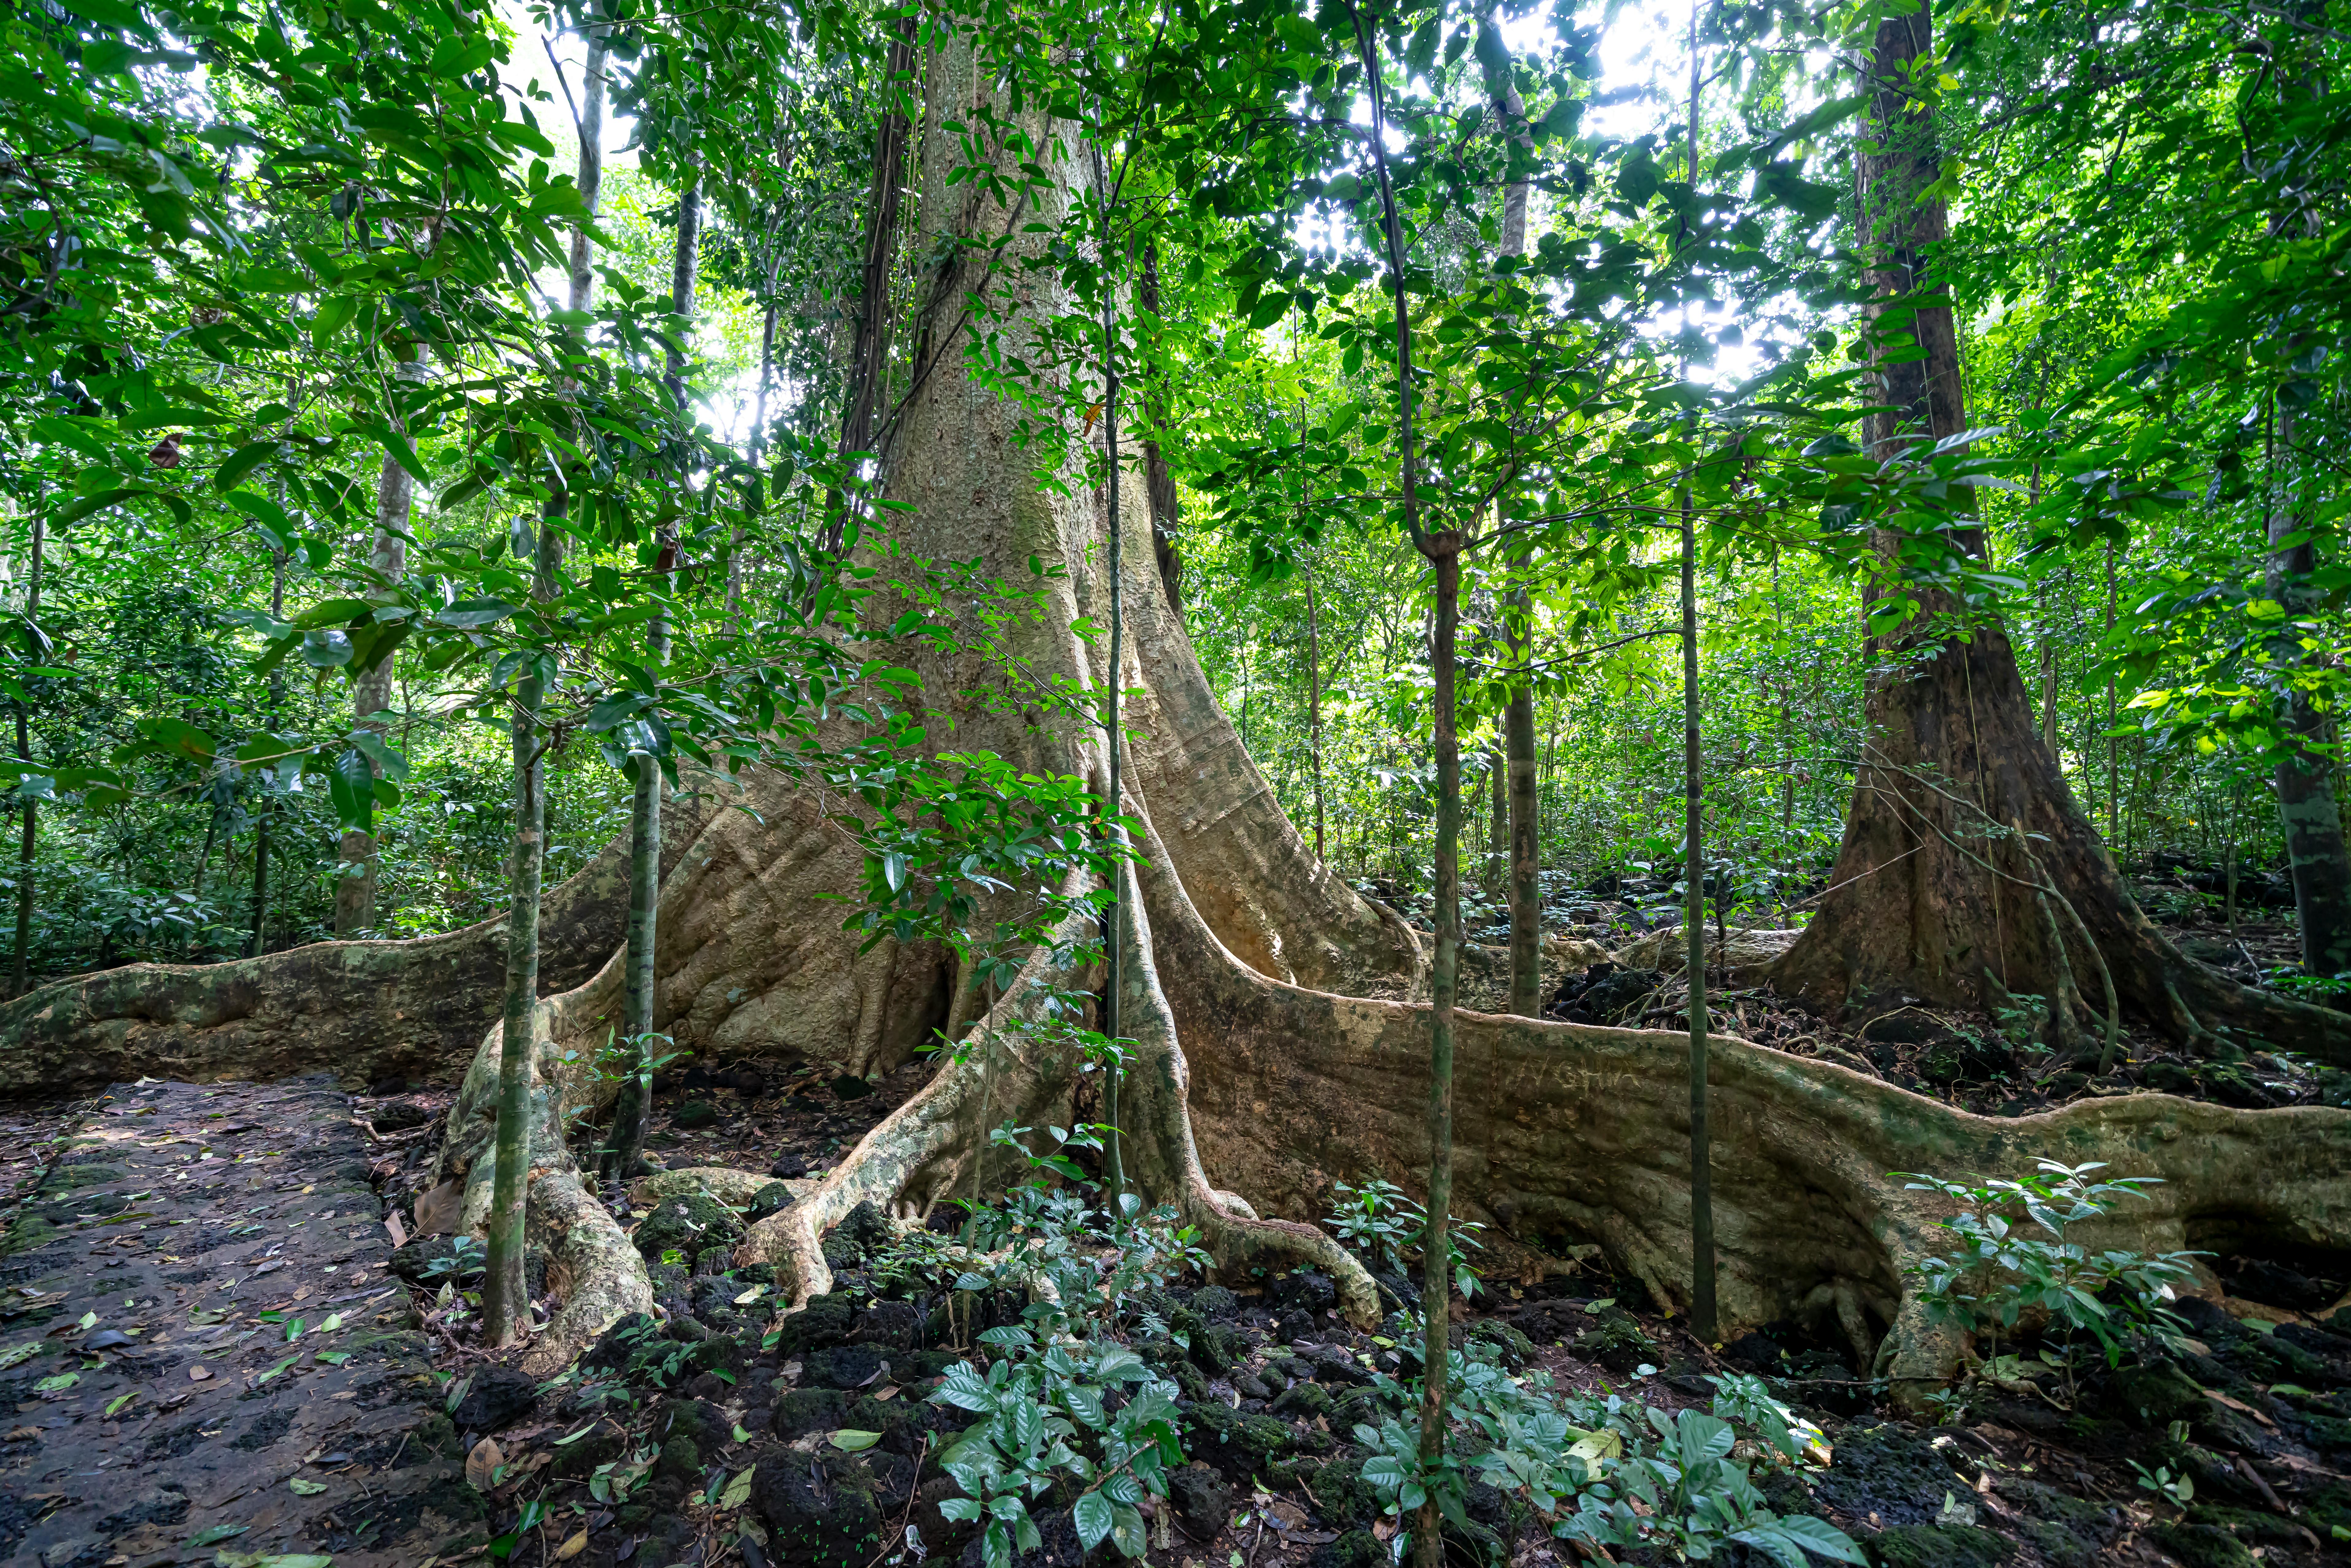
[
  {"left": 4, "top": 1426, "right": 37, "bottom": 1440},
  {"left": 554, "top": 1528, "right": 588, "bottom": 1561},
  {"left": 414, "top": 1178, "right": 463, "bottom": 1238},
  {"left": 188, "top": 1365, "right": 212, "bottom": 1382},
  {"left": 466, "top": 1435, "right": 505, "bottom": 1491}
]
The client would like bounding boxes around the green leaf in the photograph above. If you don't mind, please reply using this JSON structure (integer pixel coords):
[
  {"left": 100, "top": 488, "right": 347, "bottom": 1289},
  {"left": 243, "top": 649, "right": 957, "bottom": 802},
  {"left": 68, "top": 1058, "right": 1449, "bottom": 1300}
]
[
  {"left": 829, "top": 1429, "right": 883, "bottom": 1452},
  {"left": 134, "top": 716, "right": 217, "bottom": 761},
  {"left": 1073, "top": 1491, "right": 1114, "bottom": 1553},
  {"left": 328, "top": 747, "right": 375, "bottom": 833},
  {"left": 55, "top": 488, "right": 140, "bottom": 526},
  {"left": 33, "top": 1372, "right": 78, "bottom": 1392},
  {"left": 720, "top": 1467, "right": 755, "bottom": 1509},
  {"left": 216, "top": 440, "right": 282, "bottom": 492},
  {"left": 288, "top": 1476, "right": 328, "bottom": 1495},
  {"left": 311, "top": 295, "right": 360, "bottom": 351},
  {"left": 1247, "top": 292, "right": 1292, "bottom": 330},
  {"left": 433, "top": 598, "right": 519, "bottom": 630}
]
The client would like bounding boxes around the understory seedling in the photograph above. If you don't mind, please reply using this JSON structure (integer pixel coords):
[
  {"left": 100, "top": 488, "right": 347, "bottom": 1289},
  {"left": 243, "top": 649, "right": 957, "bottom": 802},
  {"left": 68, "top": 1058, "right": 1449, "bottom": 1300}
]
[
  {"left": 1901, "top": 1160, "right": 2203, "bottom": 1405},
  {"left": 928, "top": 1164, "right": 1203, "bottom": 1568},
  {"left": 1355, "top": 1337, "right": 1861, "bottom": 1567},
  {"left": 1326, "top": 1177, "right": 1486, "bottom": 1298}
]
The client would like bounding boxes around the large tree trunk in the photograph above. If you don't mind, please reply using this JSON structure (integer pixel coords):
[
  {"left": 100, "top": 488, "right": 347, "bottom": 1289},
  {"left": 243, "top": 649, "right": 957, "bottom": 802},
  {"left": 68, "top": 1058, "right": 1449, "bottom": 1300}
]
[
  {"left": 2267, "top": 403, "right": 2351, "bottom": 978},
  {"left": 1770, "top": 0, "right": 2351, "bottom": 1065},
  {"left": 12, "top": 25, "right": 2347, "bottom": 1392}
]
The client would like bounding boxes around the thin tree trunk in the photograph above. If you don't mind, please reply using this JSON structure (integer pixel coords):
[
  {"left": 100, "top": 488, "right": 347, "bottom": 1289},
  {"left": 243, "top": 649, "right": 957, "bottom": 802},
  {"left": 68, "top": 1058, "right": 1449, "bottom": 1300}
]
[
  {"left": 1683, "top": 478, "right": 1714, "bottom": 1338},
  {"left": 2267, "top": 401, "right": 2351, "bottom": 975},
  {"left": 829, "top": 14, "right": 916, "bottom": 553},
  {"left": 338, "top": 348, "right": 425, "bottom": 937},
  {"left": 485, "top": 501, "right": 562, "bottom": 1344},
  {"left": 1352, "top": 13, "right": 1456, "bottom": 1560},
  {"left": 1138, "top": 241, "right": 1184, "bottom": 611},
  {"left": 1306, "top": 570, "right": 1325, "bottom": 861},
  {"left": 1488, "top": 746, "right": 1506, "bottom": 900},
  {"left": 250, "top": 547, "right": 285, "bottom": 959},
  {"left": 1481, "top": 2, "right": 1541, "bottom": 1018},
  {"left": 10, "top": 507, "right": 43, "bottom": 997},
  {"left": 1677, "top": 0, "right": 1715, "bottom": 1342}
]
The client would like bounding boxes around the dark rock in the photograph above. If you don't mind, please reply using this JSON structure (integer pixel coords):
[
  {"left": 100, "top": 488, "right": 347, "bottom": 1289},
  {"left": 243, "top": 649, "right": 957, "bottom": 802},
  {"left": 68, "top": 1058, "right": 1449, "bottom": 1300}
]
[
  {"left": 757, "top": 1450, "right": 881, "bottom": 1568},
  {"left": 655, "top": 1433, "right": 702, "bottom": 1487},
  {"left": 1308, "top": 1531, "right": 1384, "bottom": 1568},
  {"left": 634, "top": 1188, "right": 744, "bottom": 1265},
  {"left": 1192, "top": 1285, "right": 1240, "bottom": 1320},
  {"left": 2149, "top": 1524, "right": 2257, "bottom": 1568},
  {"left": 1813, "top": 1423, "right": 1965, "bottom": 1530},
  {"left": 660, "top": 1397, "right": 734, "bottom": 1454},
  {"left": 1183, "top": 1401, "right": 1294, "bottom": 1480},
  {"left": 1269, "top": 1271, "right": 1337, "bottom": 1315},
  {"left": 1169, "top": 1462, "right": 1232, "bottom": 1532},
  {"left": 953, "top": 1506, "right": 1084, "bottom": 1568},
  {"left": 1575, "top": 1308, "right": 1656, "bottom": 1375},
  {"left": 369, "top": 1100, "right": 432, "bottom": 1132},
  {"left": 1722, "top": 1331, "right": 1782, "bottom": 1371},
  {"left": 583, "top": 1312, "right": 697, "bottom": 1389},
  {"left": 550, "top": 1419, "right": 629, "bottom": 1479},
  {"left": 1999, "top": 1479, "right": 2114, "bottom": 1568},
  {"left": 672, "top": 1101, "right": 721, "bottom": 1130},
  {"left": 775, "top": 1292, "right": 857, "bottom": 1354},
  {"left": 1467, "top": 1319, "right": 1535, "bottom": 1368},
  {"left": 1232, "top": 1372, "right": 1272, "bottom": 1401},
  {"left": 1865, "top": 1522, "right": 2009, "bottom": 1567},
  {"left": 770, "top": 1153, "right": 810, "bottom": 1179},
  {"left": 1275, "top": 1310, "right": 1317, "bottom": 1344},
  {"left": 1270, "top": 1382, "right": 1333, "bottom": 1421},
  {"left": 95, "top": 1487, "right": 190, "bottom": 1535},
  {"left": 1306, "top": 1452, "right": 1387, "bottom": 1527},
  {"left": 849, "top": 1301, "right": 925, "bottom": 1350},
  {"left": 2221, "top": 1255, "right": 2339, "bottom": 1312},
  {"left": 452, "top": 1365, "right": 540, "bottom": 1432},
  {"left": 830, "top": 1075, "right": 874, "bottom": 1100},
  {"left": 368, "top": 1077, "right": 410, "bottom": 1097},
  {"left": 747, "top": 1181, "right": 798, "bottom": 1224},
  {"left": 804, "top": 1343, "right": 889, "bottom": 1390},
  {"left": 1190, "top": 1322, "right": 1246, "bottom": 1375},
  {"left": 387, "top": 1233, "right": 481, "bottom": 1285},
  {"left": 2107, "top": 1361, "right": 2206, "bottom": 1427},
  {"left": 1296, "top": 1342, "right": 1373, "bottom": 1387},
  {"left": 772, "top": 1388, "right": 850, "bottom": 1439}
]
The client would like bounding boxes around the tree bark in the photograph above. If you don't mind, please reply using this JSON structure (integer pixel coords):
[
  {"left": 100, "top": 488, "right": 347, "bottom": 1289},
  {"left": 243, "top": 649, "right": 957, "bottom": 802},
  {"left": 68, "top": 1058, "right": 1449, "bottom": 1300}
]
[
  {"left": 249, "top": 547, "right": 285, "bottom": 959},
  {"left": 1137, "top": 241, "right": 1184, "bottom": 612},
  {"left": 483, "top": 505, "right": 561, "bottom": 1345},
  {"left": 1481, "top": 3, "right": 1541, "bottom": 1019},
  {"left": 11, "top": 505, "right": 43, "bottom": 997},
  {"left": 837, "top": 13, "right": 917, "bottom": 487},
  {"left": 338, "top": 350, "right": 426, "bottom": 937},
  {"left": 2266, "top": 403, "right": 2351, "bottom": 977},
  {"left": 1770, "top": 0, "right": 2351, "bottom": 1063}
]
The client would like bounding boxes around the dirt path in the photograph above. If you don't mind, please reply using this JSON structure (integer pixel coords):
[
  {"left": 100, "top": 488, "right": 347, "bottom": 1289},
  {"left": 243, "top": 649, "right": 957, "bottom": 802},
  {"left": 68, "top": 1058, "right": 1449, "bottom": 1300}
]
[{"left": 0, "top": 1075, "right": 483, "bottom": 1567}]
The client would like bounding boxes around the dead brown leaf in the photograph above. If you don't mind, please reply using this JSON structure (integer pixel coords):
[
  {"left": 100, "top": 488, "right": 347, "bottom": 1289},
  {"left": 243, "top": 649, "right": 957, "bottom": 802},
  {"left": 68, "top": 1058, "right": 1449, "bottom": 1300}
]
[{"left": 466, "top": 1435, "right": 504, "bottom": 1491}]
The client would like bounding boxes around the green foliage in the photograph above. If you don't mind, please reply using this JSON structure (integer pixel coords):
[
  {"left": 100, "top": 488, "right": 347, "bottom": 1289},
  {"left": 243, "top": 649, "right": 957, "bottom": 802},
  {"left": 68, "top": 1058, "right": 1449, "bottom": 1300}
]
[
  {"left": 1352, "top": 1338, "right": 1861, "bottom": 1567},
  {"left": 1324, "top": 1178, "right": 1484, "bottom": 1298},
  {"left": 927, "top": 1178, "right": 1202, "bottom": 1568},
  {"left": 1901, "top": 1161, "right": 2205, "bottom": 1404}
]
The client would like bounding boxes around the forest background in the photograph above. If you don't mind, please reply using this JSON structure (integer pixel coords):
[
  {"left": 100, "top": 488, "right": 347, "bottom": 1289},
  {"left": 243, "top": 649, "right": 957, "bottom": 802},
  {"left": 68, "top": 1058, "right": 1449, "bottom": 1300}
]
[{"left": 0, "top": 0, "right": 2344, "bottom": 1013}]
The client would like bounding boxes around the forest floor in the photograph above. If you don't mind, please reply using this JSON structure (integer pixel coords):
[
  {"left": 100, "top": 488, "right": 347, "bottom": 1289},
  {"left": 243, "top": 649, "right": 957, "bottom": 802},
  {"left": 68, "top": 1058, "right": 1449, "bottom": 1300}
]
[{"left": 8, "top": 912, "right": 2351, "bottom": 1568}]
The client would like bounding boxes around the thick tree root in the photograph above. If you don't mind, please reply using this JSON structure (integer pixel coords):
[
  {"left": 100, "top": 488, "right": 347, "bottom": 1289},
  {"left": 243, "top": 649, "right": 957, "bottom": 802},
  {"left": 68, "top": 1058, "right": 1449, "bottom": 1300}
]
[
  {"left": 1118, "top": 798, "right": 2351, "bottom": 1399},
  {"left": 0, "top": 809, "right": 711, "bottom": 1096},
  {"left": 735, "top": 857, "right": 1381, "bottom": 1324}
]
